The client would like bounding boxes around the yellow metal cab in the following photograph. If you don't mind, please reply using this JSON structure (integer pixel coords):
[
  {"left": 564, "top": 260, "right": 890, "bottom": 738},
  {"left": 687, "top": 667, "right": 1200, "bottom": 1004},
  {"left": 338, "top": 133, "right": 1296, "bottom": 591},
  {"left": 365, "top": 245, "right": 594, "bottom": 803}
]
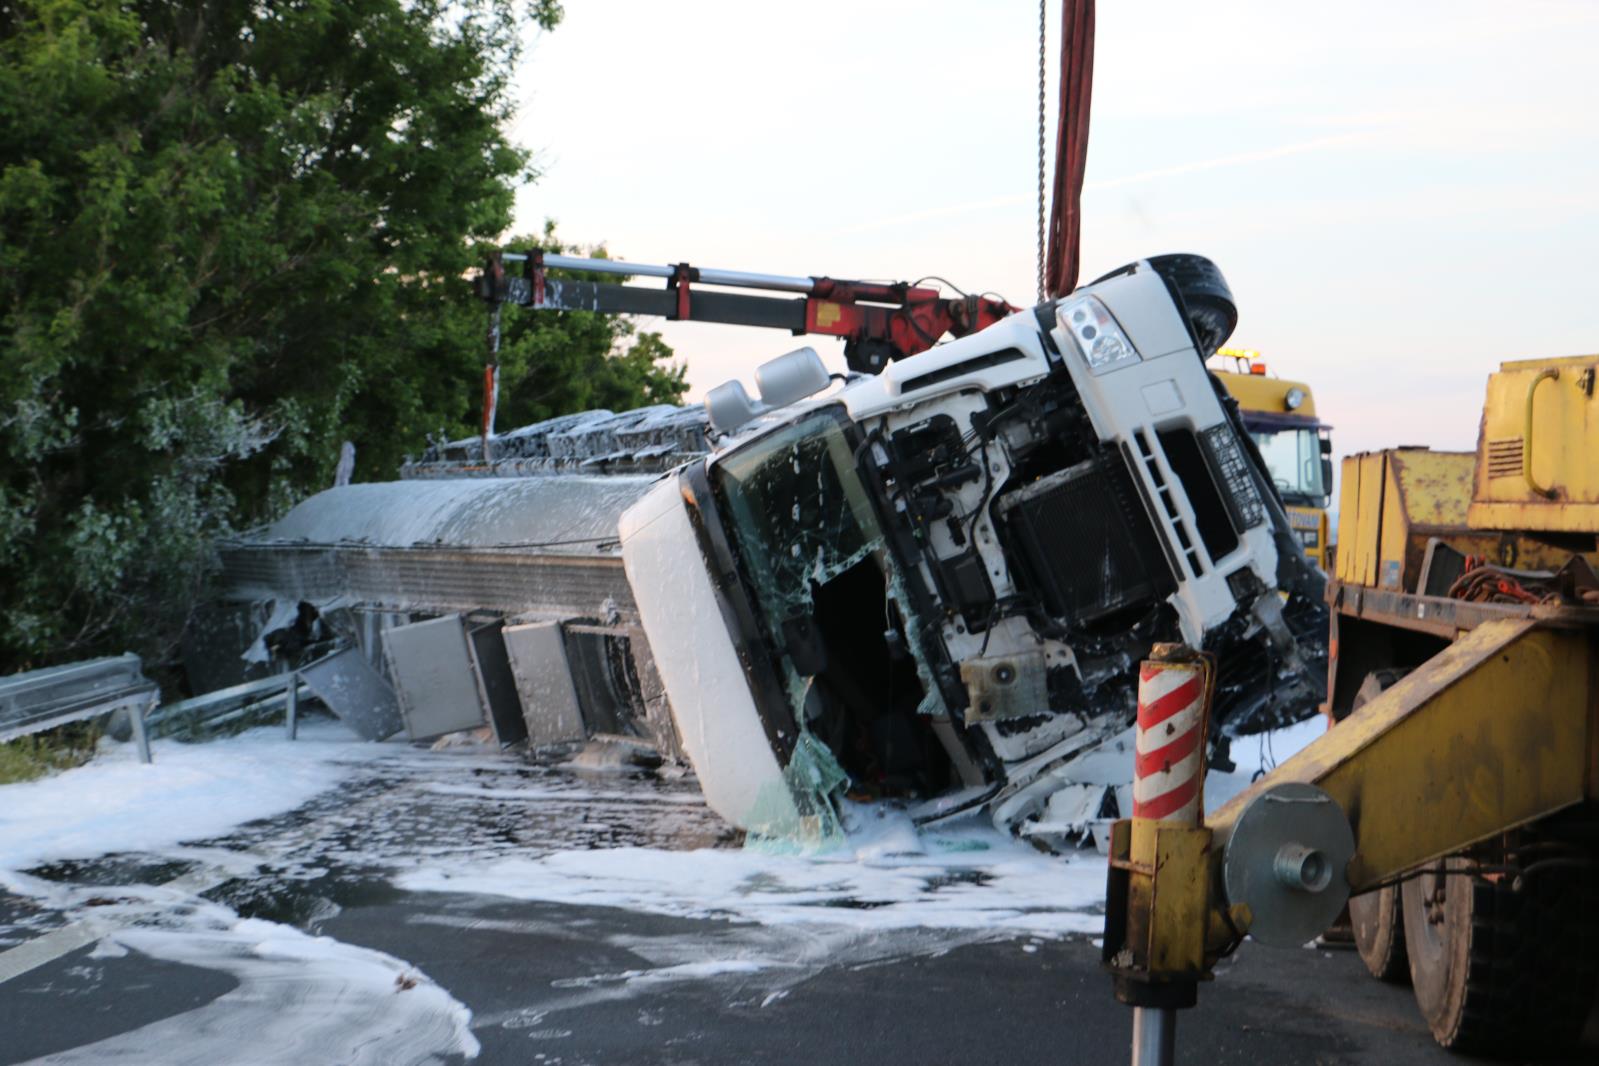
[{"left": 1211, "top": 349, "right": 1333, "bottom": 568}]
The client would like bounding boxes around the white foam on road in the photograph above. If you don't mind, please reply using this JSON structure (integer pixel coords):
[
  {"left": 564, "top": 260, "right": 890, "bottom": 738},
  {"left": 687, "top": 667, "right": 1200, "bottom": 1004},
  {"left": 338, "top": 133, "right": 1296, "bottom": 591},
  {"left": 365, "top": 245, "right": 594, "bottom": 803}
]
[
  {"left": 421, "top": 781, "right": 707, "bottom": 806},
  {"left": 1, "top": 724, "right": 479, "bottom": 1064},
  {"left": 400, "top": 805, "right": 1109, "bottom": 937},
  {"left": 0, "top": 709, "right": 1330, "bottom": 1059},
  {"left": 5, "top": 875, "right": 478, "bottom": 1066},
  {"left": 397, "top": 718, "right": 1330, "bottom": 941},
  {"left": 0, "top": 720, "right": 385, "bottom": 873}
]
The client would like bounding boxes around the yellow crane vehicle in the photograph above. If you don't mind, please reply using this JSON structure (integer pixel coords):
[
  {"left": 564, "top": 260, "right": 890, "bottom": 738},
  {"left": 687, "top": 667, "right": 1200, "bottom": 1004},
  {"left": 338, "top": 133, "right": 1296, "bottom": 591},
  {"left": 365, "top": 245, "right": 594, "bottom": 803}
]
[
  {"left": 1212, "top": 348, "right": 1334, "bottom": 569},
  {"left": 1101, "top": 353, "right": 1599, "bottom": 1063}
]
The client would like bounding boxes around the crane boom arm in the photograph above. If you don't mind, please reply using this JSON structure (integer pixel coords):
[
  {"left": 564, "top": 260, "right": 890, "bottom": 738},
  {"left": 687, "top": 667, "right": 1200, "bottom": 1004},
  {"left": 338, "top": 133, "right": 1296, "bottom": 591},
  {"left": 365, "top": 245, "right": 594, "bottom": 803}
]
[{"left": 476, "top": 251, "right": 1015, "bottom": 374}]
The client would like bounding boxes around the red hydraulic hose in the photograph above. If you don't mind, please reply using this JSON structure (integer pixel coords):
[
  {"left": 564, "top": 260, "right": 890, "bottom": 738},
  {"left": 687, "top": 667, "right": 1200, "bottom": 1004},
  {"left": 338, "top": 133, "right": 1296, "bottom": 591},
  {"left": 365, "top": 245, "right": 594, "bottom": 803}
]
[{"left": 1044, "top": 0, "right": 1095, "bottom": 299}]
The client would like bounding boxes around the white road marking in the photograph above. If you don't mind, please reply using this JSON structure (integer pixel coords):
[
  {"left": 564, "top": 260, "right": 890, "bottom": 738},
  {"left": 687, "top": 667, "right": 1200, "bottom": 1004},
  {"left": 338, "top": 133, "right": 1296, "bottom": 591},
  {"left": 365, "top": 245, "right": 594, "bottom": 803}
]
[{"left": 0, "top": 868, "right": 233, "bottom": 985}]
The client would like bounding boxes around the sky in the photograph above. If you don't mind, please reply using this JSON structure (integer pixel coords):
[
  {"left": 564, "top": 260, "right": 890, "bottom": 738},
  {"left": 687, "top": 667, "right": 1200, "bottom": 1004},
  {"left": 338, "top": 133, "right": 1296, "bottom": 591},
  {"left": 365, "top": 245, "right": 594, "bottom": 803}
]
[{"left": 506, "top": 0, "right": 1599, "bottom": 466}]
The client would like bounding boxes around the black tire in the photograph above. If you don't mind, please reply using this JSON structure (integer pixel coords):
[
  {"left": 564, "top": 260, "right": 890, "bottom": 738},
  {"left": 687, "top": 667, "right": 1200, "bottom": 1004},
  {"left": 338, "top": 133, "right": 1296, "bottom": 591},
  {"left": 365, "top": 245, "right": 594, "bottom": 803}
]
[
  {"left": 1402, "top": 853, "right": 1599, "bottom": 1054},
  {"left": 1145, "top": 253, "right": 1237, "bottom": 354},
  {"left": 1350, "top": 885, "right": 1407, "bottom": 983},
  {"left": 1347, "top": 670, "right": 1410, "bottom": 983}
]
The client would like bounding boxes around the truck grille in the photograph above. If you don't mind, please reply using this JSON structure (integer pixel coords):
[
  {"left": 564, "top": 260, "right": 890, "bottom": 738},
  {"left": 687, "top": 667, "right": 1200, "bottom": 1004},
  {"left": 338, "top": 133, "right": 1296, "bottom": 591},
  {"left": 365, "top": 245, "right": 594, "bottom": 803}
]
[{"left": 997, "top": 456, "right": 1175, "bottom": 626}]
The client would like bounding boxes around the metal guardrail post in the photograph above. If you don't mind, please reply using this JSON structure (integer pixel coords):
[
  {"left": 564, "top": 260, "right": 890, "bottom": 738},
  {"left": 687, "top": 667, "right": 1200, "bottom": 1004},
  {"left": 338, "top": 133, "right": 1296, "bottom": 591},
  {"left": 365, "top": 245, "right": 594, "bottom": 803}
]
[
  {"left": 285, "top": 672, "right": 299, "bottom": 740},
  {"left": 130, "top": 691, "right": 155, "bottom": 765}
]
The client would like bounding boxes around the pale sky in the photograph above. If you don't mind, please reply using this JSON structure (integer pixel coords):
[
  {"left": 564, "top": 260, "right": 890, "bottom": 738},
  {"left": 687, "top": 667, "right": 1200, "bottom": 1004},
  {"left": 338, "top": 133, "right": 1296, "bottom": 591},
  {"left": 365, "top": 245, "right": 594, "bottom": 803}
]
[{"left": 508, "top": 0, "right": 1599, "bottom": 467}]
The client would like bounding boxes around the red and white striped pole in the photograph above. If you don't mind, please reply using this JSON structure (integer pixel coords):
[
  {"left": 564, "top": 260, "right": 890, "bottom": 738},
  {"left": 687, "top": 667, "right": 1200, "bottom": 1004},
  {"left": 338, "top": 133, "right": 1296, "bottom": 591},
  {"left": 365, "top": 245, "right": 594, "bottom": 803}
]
[
  {"left": 1128, "top": 642, "right": 1211, "bottom": 1066},
  {"left": 1133, "top": 643, "right": 1211, "bottom": 825}
]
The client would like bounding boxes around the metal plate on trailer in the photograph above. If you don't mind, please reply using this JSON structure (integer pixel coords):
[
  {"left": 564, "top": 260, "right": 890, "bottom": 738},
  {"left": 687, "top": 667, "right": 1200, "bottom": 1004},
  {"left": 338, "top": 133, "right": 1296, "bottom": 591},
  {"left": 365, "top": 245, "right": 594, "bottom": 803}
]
[
  {"left": 467, "top": 621, "right": 528, "bottom": 746},
  {"left": 1222, "top": 782, "right": 1355, "bottom": 948},
  {"left": 502, "top": 622, "right": 586, "bottom": 746},
  {"left": 298, "top": 646, "right": 404, "bottom": 741},
  {"left": 382, "top": 615, "right": 488, "bottom": 740}
]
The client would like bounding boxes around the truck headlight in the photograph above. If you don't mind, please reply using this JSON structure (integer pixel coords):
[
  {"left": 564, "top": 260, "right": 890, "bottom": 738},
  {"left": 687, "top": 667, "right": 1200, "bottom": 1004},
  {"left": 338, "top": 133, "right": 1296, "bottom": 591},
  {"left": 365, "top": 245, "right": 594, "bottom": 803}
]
[{"left": 1060, "top": 295, "right": 1139, "bottom": 374}]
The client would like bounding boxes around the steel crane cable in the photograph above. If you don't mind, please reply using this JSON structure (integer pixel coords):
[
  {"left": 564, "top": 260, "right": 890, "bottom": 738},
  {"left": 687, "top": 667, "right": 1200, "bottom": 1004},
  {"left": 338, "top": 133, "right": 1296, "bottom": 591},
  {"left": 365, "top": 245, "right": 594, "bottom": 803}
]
[{"left": 1037, "top": 0, "right": 1048, "bottom": 304}]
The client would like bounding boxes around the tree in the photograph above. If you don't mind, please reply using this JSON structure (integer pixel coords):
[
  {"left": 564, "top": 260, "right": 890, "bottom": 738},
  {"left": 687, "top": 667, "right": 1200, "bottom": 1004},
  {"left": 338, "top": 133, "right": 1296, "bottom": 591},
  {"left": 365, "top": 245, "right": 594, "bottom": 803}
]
[{"left": 0, "top": 0, "right": 683, "bottom": 676}]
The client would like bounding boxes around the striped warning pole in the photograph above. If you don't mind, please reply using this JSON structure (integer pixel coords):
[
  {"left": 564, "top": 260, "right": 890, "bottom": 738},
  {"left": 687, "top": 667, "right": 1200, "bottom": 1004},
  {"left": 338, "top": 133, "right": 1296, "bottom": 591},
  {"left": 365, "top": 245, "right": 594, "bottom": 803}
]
[
  {"left": 1128, "top": 642, "right": 1212, "bottom": 1066},
  {"left": 1132, "top": 644, "right": 1211, "bottom": 825}
]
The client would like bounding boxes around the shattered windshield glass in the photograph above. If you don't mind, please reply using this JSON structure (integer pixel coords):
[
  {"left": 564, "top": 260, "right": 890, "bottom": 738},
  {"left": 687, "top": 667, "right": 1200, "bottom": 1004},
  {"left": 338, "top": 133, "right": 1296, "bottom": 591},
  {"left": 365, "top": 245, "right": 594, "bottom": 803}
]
[
  {"left": 713, "top": 411, "right": 884, "bottom": 624},
  {"left": 711, "top": 412, "right": 888, "bottom": 831},
  {"left": 710, "top": 409, "right": 949, "bottom": 833}
]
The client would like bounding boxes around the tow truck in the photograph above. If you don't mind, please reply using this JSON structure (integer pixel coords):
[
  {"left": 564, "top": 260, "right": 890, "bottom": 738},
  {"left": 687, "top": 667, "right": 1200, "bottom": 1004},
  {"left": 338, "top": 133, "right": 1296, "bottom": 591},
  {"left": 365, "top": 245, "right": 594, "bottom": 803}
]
[
  {"left": 1211, "top": 349, "right": 1334, "bottom": 569},
  {"left": 1102, "top": 353, "right": 1599, "bottom": 1061}
]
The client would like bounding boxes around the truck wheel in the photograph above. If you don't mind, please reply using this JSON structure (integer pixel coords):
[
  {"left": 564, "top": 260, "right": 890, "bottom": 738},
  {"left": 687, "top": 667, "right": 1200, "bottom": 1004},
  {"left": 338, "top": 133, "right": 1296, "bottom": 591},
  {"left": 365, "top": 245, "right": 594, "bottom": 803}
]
[
  {"left": 1347, "top": 670, "right": 1409, "bottom": 982},
  {"left": 1402, "top": 853, "right": 1599, "bottom": 1053},
  {"left": 1350, "top": 886, "right": 1407, "bottom": 983}
]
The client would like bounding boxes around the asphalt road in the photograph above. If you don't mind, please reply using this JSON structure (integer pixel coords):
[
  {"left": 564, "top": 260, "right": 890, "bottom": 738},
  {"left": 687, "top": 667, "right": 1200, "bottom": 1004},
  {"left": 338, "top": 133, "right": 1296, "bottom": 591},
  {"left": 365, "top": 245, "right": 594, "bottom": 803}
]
[
  {"left": 11, "top": 885, "right": 1598, "bottom": 1064},
  {"left": 3, "top": 737, "right": 1596, "bottom": 1065}
]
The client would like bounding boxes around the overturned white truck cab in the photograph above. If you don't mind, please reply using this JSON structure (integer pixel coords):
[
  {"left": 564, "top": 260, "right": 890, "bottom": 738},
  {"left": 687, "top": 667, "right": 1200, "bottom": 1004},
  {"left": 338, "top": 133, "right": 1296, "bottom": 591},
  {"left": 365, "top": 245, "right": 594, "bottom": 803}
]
[{"left": 621, "top": 254, "right": 1327, "bottom": 845}]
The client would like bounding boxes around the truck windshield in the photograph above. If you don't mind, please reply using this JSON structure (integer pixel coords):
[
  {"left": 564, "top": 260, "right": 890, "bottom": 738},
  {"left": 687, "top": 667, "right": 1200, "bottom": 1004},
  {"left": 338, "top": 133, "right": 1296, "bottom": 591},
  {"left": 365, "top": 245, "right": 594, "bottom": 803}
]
[
  {"left": 1248, "top": 425, "right": 1327, "bottom": 505},
  {"left": 712, "top": 412, "right": 885, "bottom": 640}
]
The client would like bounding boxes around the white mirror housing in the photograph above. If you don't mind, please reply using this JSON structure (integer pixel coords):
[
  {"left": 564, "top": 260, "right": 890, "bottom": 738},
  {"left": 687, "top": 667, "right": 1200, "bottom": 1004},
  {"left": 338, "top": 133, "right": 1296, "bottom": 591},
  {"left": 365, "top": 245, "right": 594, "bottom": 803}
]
[
  {"left": 705, "top": 380, "right": 765, "bottom": 434},
  {"left": 755, "top": 347, "right": 830, "bottom": 409}
]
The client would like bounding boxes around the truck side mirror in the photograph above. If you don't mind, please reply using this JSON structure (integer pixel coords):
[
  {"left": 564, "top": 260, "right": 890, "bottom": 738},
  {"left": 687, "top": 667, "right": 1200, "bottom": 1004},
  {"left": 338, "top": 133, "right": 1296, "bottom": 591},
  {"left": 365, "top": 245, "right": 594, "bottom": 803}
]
[
  {"left": 756, "top": 347, "right": 830, "bottom": 408},
  {"left": 706, "top": 379, "right": 766, "bottom": 434}
]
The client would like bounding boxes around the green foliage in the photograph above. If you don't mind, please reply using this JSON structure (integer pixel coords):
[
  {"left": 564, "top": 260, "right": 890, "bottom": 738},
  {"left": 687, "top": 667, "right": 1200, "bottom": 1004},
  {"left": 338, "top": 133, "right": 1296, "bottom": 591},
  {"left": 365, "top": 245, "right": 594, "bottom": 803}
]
[
  {"left": 0, "top": 1, "right": 683, "bottom": 675},
  {"left": 0, "top": 720, "right": 102, "bottom": 784}
]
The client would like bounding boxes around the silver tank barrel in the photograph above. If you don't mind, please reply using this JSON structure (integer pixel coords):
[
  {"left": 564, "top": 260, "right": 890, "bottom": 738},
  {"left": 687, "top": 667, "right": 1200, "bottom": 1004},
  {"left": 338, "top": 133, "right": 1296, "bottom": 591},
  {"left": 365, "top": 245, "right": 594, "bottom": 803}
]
[
  {"left": 541, "top": 254, "right": 674, "bottom": 279},
  {"left": 692, "top": 266, "right": 815, "bottom": 293}
]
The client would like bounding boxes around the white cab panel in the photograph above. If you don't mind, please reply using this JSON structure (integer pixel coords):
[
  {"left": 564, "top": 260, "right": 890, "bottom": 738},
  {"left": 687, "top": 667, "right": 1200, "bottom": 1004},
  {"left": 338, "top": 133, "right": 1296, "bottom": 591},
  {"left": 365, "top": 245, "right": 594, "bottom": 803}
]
[
  {"left": 619, "top": 476, "right": 792, "bottom": 829},
  {"left": 1053, "top": 268, "right": 1278, "bottom": 642}
]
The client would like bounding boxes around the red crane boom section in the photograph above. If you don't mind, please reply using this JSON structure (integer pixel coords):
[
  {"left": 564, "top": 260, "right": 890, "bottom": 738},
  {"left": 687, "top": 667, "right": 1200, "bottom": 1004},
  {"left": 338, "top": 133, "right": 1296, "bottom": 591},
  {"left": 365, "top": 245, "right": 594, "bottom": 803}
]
[{"left": 1046, "top": 0, "right": 1095, "bottom": 299}]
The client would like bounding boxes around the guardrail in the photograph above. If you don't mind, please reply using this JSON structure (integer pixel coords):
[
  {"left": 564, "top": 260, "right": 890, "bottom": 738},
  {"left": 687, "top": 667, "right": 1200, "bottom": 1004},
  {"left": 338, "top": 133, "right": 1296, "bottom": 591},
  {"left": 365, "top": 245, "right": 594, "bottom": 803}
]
[
  {"left": 0, "top": 655, "right": 160, "bottom": 762},
  {"left": 2, "top": 656, "right": 317, "bottom": 766},
  {"left": 144, "top": 671, "right": 307, "bottom": 741}
]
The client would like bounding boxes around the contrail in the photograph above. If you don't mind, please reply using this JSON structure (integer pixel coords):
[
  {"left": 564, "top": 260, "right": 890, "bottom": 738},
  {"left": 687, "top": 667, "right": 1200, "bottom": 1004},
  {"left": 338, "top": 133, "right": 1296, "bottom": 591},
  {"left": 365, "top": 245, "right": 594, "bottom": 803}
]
[
  {"left": 1084, "top": 132, "right": 1369, "bottom": 191},
  {"left": 826, "top": 132, "right": 1368, "bottom": 236}
]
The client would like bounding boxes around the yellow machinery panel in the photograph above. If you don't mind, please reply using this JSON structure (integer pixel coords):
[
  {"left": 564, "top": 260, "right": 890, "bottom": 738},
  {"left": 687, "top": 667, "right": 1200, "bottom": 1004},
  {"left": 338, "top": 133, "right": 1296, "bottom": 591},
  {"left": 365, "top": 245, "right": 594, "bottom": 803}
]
[
  {"left": 1376, "top": 449, "right": 1473, "bottom": 591},
  {"left": 1334, "top": 453, "right": 1362, "bottom": 585},
  {"left": 1336, "top": 451, "right": 1390, "bottom": 588},
  {"left": 1331, "top": 448, "right": 1582, "bottom": 593},
  {"left": 1209, "top": 616, "right": 1599, "bottom": 898},
  {"left": 1469, "top": 355, "right": 1599, "bottom": 532}
]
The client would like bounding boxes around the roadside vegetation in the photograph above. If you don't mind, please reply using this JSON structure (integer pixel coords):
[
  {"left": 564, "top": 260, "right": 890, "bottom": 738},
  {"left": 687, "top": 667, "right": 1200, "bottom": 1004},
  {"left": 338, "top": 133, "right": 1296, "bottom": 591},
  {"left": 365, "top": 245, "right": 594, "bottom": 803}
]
[
  {"left": 0, "top": 721, "right": 103, "bottom": 784},
  {"left": 0, "top": 1, "right": 685, "bottom": 685}
]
